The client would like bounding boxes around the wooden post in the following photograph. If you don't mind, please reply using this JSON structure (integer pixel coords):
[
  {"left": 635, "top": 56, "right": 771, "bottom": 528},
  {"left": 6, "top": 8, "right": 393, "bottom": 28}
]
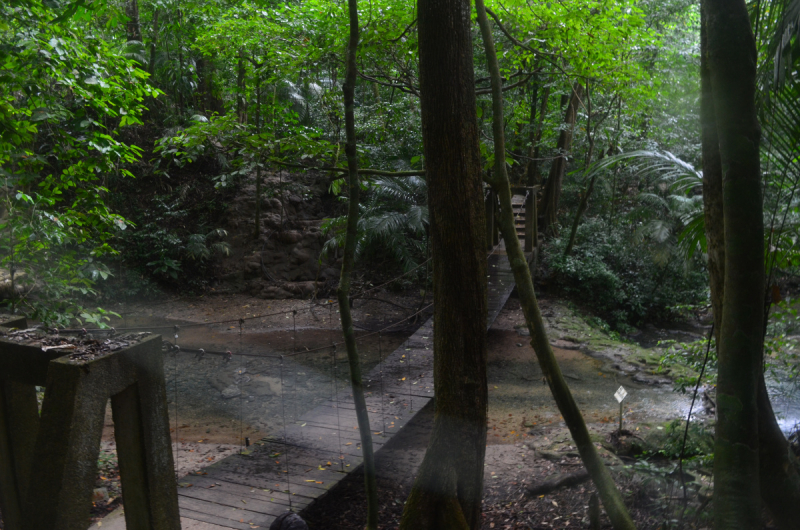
[
  {"left": 525, "top": 190, "right": 534, "bottom": 253},
  {"left": 485, "top": 187, "right": 495, "bottom": 251},
  {"left": 532, "top": 189, "right": 539, "bottom": 249},
  {"left": 492, "top": 191, "right": 500, "bottom": 247}
]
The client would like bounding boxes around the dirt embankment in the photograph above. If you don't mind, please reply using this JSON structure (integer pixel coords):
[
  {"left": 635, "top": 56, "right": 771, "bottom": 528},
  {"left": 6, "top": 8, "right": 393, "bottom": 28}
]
[{"left": 215, "top": 170, "right": 343, "bottom": 299}]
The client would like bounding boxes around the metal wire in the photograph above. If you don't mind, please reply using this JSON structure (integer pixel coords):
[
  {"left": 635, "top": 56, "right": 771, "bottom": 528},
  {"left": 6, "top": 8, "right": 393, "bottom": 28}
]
[
  {"left": 292, "top": 310, "right": 298, "bottom": 422},
  {"left": 332, "top": 343, "right": 345, "bottom": 472},
  {"left": 54, "top": 262, "right": 433, "bottom": 335},
  {"left": 407, "top": 339, "right": 413, "bottom": 413},
  {"left": 173, "top": 325, "right": 179, "bottom": 479},
  {"left": 154, "top": 303, "right": 434, "bottom": 361},
  {"left": 379, "top": 331, "right": 386, "bottom": 437},
  {"left": 279, "top": 356, "right": 293, "bottom": 510},
  {"left": 239, "top": 318, "right": 244, "bottom": 454}
]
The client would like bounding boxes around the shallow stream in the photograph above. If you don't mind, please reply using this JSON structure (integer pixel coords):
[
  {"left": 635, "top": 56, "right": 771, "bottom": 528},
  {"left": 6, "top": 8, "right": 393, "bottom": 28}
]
[{"left": 105, "top": 298, "right": 800, "bottom": 448}]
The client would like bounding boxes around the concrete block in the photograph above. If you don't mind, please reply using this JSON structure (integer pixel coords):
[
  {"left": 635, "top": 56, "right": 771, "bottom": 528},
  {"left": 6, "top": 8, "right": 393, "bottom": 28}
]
[{"left": 0, "top": 333, "right": 180, "bottom": 530}]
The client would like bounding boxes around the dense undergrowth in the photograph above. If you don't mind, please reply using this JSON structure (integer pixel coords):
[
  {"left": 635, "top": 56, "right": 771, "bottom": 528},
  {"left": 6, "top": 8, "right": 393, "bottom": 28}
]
[{"left": 542, "top": 218, "right": 708, "bottom": 331}]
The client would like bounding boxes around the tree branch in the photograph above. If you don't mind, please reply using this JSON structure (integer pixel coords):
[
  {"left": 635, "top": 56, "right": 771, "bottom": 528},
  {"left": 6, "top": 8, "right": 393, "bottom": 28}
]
[
  {"left": 358, "top": 72, "right": 420, "bottom": 96},
  {"left": 485, "top": 7, "right": 579, "bottom": 84},
  {"left": 388, "top": 17, "right": 418, "bottom": 43},
  {"left": 476, "top": 72, "right": 535, "bottom": 95}
]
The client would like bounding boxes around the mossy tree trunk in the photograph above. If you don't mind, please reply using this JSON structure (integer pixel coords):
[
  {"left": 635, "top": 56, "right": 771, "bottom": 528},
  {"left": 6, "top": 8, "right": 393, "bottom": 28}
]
[
  {"left": 540, "top": 83, "right": 581, "bottom": 236},
  {"left": 125, "top": 0, "right": 142, "bottom": 42},
  {"left": 148, "top": 10, "right": 158, "bottom": 79},
  {"left": 701, "top": 6, "right": 800, "bottom": 529},
  {"left": 525, "top": 74, "right": 549, "bottom": 187},
  {"left": 254, "top": 71, "right": 261, "bottom": 239},
  {"left": 237, "top": 49, "right": 247, "bottom": 124},
  {"left": 475, "top": 3, "right": 635, "bottom": 529},
  {"left": 336, "top": 0, "right": 379, "bottom": 527},
  {"left": 398, "top": 0, "right": 488, "bottom": 526},
  {"left": 564, "top": 82, "right": 604, "bottom": 258},
  {"left": 702, "top": 1, "right": 764, "bottom": 527}
]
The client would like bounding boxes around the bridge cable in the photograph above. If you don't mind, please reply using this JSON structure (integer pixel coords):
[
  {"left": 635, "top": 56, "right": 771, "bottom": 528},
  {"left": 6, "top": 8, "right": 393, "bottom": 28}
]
[
  {"left": 279, "top": 355, "right": 293, "bottom": 510},
  {"left": 173, "top": 325, "right": 180, "bottom": 479},
  {"left": 332, "top": 343, "right": 345, "bottom": 473}
]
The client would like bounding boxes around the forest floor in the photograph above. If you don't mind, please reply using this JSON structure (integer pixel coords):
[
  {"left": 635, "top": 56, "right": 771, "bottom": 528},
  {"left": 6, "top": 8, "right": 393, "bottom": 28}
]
[{"left": 73, "top": 286, "right": 795, "bottom": 528}]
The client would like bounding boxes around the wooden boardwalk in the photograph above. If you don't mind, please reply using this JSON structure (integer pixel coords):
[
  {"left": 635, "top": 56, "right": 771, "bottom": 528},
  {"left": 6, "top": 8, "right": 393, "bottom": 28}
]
[{"left": 171, "top": 250, "right": 521, "bottom": 529}]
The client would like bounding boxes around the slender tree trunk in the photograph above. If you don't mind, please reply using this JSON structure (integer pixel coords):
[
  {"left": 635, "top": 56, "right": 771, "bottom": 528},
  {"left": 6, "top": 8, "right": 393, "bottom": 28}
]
[
  {"left": 255, "top": 71, "right": 262, "bottom": 239},
  {"left": 398, "top": 0, "right": 488, "bottom": 526},
  {"left": 176, "top": 11, "right": 185, "bottom": 115},
  {"left": 563, "top": 175, "right": 596, "bottom": 258},
  {"left": 526, "top": 76, "right": 550, "bottom": 187},
  {"left": 148, "top": 10, "right": 158, "bottom": 79},
  {"left": 237, "top": 50, "right": 247, "bottom": 124},
  {"left": 125, "top": 0, "right": 142, "bottom": 42},
  {"left": 336, "top": 2, "right": 378, "bottom": 529},
  {"left": 474, "top": 3, "right": 635, "bottom": 529},
  {"left": 564, "top": 82, "right": 601, "bottom": 258},
  {"left": 703, "top": 1, "right": 763, "bottom": 528},
  {"left": 196, "top": 58, "right": 221, "bottom": 115},
  {"left": 701, "top": 9, "right": 800, "bottom": 530},
  {"left": 540, "top": 84, "right": 582, "bottom": 236}
]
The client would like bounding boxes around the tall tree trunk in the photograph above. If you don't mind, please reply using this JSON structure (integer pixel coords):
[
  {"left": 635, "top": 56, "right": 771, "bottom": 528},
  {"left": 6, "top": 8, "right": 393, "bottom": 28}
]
[
  {"left": 125, "top": 0, "right": 142, "bottom": 42},
  {"left": 540, "top": 84, "right": 581, "bottom": 236},
  {"left": 398, "top": 0, "right": 488, "bottom": 526},
  {"left": 703, "top": 1, "right": 764, "bottom": 528},
  {"left": 176, "top": 11, "right": 185, "bottom": 116},
  {"left": 237, "top": 50, "right": 247, "bottom": 124},
  {"left": 254, "top": 71, "right": 262, "bottom": 240},
  {"left": 563, "top": 174, "right": 596, "bottom": 258},
  {"left": 475, "top": 4, "right": 635, "bottom": 529},
  {"left": 196, "top": 58, "right": 221, "bottom": 115},
  {"left": 526, "top": 76, "right": 550, "bottom": 187},
  {"left": 148, "top": 10, "right": 158, "bottom": 79},
  {"left": 701, "top": 8, "right": 800, "bottom": 530},
  {"left": 336, "top": 1, "right": 379, "bottom": 529},
  {"left": 564, "top": 82, "right": 600, "bottom": 258}
]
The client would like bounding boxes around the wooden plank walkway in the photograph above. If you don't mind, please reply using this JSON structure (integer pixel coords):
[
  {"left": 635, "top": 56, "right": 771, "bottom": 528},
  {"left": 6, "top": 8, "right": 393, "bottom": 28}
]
[{"left": 173, "top": 250, "right": 522, "bottom": 529}]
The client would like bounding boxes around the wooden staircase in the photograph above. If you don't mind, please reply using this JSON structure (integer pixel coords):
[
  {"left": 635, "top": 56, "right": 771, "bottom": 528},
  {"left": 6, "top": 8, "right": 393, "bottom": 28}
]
[
  {"left": 512, "top": 195, "right": 526, "bottom": 242},
  {"left": 484, "top": 186, "right": 539, "bottom": 256}
]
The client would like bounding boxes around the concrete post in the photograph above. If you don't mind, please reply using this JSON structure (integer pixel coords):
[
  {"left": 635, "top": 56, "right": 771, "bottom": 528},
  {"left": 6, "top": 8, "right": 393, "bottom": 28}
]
[{"left": 0, "top": 332, "right": 180, "bottom": 530}]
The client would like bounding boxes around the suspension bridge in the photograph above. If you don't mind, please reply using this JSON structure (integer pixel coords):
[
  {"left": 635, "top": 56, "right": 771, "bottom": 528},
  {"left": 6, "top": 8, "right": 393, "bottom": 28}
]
[
  {"left": 162, "top": 248, "right": 520, "bottom": 530},
  {"left": 84, "top": 191, "right": 535, "bottom": 529}
]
